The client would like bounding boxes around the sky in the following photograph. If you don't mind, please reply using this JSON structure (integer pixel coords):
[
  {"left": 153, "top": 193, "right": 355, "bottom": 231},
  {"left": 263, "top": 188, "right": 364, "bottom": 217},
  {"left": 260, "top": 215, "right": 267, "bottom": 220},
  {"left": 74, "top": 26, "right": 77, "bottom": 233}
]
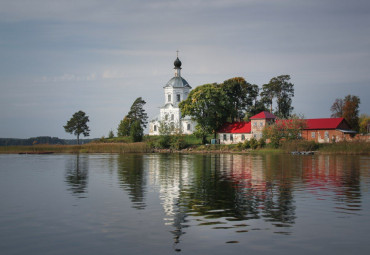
[{"left": 0, "top": 0, "right": 369, "bottom": 139}]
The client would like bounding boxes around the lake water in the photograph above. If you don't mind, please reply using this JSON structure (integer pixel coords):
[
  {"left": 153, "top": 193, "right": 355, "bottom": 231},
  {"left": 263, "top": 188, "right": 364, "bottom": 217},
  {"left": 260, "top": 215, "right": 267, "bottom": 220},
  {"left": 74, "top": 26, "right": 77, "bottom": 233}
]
[{"left": 0, "top": 153, "right": 369, "bottom": 255}]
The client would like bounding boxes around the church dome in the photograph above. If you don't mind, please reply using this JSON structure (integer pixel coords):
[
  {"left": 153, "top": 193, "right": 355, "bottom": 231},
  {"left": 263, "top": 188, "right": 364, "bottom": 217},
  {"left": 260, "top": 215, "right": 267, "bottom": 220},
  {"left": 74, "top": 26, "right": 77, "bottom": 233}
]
[
  {"left": 174, "top": 57, "right": 182, "bottom": 68},
  {"left": 164, "top": 77, "right": 191, "bottom": 88}
]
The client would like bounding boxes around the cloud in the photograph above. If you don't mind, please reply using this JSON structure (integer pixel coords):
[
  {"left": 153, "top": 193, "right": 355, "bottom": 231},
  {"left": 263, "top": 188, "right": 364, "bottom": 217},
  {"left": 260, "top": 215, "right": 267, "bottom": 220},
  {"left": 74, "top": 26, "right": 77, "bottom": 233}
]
[
  {"left": 39, "top": 73, "right": 97, "bottom": 82},
  {"left": 102, "top": 70, "right": 125, "bottom": 79}
]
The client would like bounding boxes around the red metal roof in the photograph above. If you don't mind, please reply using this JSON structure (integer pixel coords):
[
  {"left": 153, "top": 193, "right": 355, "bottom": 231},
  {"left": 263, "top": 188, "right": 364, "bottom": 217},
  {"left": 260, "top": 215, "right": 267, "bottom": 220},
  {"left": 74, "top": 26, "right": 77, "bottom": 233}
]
[
  {"left": 304, "top": 118, "right": 345, "bottom": 130},
  {"left": 250, "top": 111, "right": 276, "bottom": 119},
  {"left": 218, "top": 121, "right": 251, "bottom": 133},
  {"left": 276, "top": 118, "right": 346, "bottom": 130},
  {"left": 218, "top": 117, "right": 347, "bottom": 134}
]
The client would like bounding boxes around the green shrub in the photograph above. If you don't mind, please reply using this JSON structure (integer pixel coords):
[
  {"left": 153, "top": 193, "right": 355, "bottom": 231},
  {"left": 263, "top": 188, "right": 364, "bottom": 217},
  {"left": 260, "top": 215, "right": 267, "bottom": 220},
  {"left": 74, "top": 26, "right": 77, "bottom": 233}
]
[
  {"left": 281, "top": 140, "right": 319, "bottom": 152},
  {"left": 249, "top": 137, "right": 258, "bottom": 149},
  {"left": 258, "top": 138, "right": 266, "bottom": 148},
  {"left": 156, "top": 135, "right": 171, "bottom": 149},
  {"left": 170, "top": 135, "right": 188, "bottom": 150},
  {"left": 242, "top": 139, "right": 250, "bottom": 149}
]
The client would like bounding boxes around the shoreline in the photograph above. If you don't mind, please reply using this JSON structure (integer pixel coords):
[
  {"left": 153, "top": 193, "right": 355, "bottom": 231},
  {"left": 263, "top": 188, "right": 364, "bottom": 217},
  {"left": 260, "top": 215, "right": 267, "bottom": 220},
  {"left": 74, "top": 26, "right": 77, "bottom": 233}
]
[{"left": 0, "top": 143, "right": 369, "bottom": 155}]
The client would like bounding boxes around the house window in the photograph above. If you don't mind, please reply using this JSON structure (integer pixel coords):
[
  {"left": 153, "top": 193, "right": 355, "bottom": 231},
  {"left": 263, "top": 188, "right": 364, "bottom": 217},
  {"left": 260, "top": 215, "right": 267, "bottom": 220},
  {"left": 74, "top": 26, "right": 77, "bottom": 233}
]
[
  {"left": 325, "top": 131, "right": 329, "bottom": 138},
  {"left": 177, "top": 94, "right": 181, "bottom": 102},
  {"left": 253, "top": 122, "right": 257, "bottom": 127},
  {"left": 230, "top": 134, "right": 233, "bottom": 141},
  {"left": 259, "top": 122, "right": 263, "bottom": 127},
  {"left": 223, "top": 134, "right": 227, "bottom": 141},
  {"left": 253, "top": 134, "right": 257, "bottom": 138},
  {"left": 154, "top": 125, "right": 157, "bottom": 131},
  {"left": 171, "top": 114, "right": 174, "bottom": 121},
  {"left": 311, "top": 132, "right": 315, "bottom": 138},
  {"left": 242, "top": 134, "right": 245, "bottom": 140},
  {"left": 187, "top": 124, "right": 191, "bottom": 130},
  {"left": 168, "top": 94, "right": 171, "bottom": 102}
]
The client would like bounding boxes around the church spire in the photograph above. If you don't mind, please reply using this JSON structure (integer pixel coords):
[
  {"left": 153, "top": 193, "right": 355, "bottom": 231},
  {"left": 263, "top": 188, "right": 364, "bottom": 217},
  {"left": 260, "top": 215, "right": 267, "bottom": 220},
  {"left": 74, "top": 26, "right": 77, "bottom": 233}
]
[{"left": 174, "top": 50, "right": 182, "bottom": 77}]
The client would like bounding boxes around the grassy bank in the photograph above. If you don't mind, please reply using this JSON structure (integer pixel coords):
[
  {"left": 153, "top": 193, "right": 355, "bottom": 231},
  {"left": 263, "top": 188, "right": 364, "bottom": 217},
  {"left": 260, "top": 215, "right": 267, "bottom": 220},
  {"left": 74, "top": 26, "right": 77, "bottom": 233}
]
[
  {"left": 0, "top": 142, "right": 150, "bottom": 154},
  {"left": 318, "top": 141, "right": 370, "bottom": 154},
  {"left": 1, "top": 136, "right": 368, "bottom": 155}
]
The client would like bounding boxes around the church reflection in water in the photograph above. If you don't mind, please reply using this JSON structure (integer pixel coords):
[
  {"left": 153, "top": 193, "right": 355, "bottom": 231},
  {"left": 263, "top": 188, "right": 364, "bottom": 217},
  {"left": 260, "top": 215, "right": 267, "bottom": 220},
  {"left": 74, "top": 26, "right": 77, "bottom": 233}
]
[{"left": 117, "top": 153, "right": 365, "bottom": 250}]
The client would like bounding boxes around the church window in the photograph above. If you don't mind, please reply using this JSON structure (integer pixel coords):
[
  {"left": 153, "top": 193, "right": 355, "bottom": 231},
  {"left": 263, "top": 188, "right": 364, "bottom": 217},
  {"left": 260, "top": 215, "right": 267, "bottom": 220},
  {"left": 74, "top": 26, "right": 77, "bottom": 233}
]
[
  {"left": 168, "top": 94, "right": 171, "bottom": 102},
  {"left": 154, "top": 125, "right": 157, "bottom": 131},
  {"left": 165, "top": 115, "right": 168, "bottom": 121},
  {"left": 177, "top": 94, "right": 181, "bottom": 102},
  {"left": 187, "top": 124, "right": 191, "bottom": 130},
  {"left": 171, "top": 114, "right": 174, "bottom": 120}
]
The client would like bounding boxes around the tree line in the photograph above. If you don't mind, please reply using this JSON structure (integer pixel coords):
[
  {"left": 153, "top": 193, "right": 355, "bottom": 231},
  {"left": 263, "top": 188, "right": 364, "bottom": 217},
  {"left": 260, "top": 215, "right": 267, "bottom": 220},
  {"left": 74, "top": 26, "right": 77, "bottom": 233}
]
[
  {"left": 62, "top": 74, "right": 366, "bottom": 144},
  {"left": 179, "top": 75, "right": 295, "bottom": 143}
]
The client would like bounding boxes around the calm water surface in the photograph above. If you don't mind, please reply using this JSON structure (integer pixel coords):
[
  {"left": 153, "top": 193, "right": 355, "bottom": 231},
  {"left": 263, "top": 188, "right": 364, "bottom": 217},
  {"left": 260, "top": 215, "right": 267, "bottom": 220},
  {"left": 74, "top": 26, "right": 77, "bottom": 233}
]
[{"left": 0, "top": 153, "right": 369, "bottom": 255}]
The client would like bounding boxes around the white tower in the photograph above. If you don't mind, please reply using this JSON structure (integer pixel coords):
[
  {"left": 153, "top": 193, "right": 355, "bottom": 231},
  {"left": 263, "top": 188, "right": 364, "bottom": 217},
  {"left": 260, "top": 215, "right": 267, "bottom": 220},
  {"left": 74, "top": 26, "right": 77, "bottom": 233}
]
[{"left": 149, "top": 53, "right": 195, "bottom": 135}]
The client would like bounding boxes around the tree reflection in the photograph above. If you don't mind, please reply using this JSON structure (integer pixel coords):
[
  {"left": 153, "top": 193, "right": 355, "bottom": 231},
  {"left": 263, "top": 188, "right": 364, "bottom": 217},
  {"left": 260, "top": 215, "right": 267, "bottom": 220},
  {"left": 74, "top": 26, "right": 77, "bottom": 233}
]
[
  {"left": 121, "top": 153, "right": 365, "bottom": 250},
  {"left": 184, "top": 154, "right": 296, "bottom": 228},
  {"left": 117, "top": 154, "right": 147, "bottom": 210},
  {"left": 65, "top": 154, "right": 88, "bottom": 198}
]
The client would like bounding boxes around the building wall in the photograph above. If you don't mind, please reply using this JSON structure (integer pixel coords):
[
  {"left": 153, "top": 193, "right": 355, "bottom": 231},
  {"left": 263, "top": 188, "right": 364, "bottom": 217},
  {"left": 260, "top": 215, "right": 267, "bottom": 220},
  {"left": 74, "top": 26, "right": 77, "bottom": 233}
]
[
  {"left": 164, "top": 87, "right": 190, "bottom": 108},
  {"left": 301, "top": 129, "right": 352, "bottom": 143},
  {"left": 149, "top": 119, "right": 195, "bottom": 136},
  {"left": 250, "top": 119, "right": 275, "bottom": 140},
  {"left": 219, "top": 133, "right": 253, "bottom": 145}
]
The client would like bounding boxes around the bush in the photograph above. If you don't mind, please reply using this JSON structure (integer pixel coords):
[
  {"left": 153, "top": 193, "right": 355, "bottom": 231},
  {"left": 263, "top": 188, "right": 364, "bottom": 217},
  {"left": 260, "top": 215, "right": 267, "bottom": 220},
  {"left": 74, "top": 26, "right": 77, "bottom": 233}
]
[
  {"left": 249, "top": 137, "right": 258, "bottom": 149},
  {"left": 130, "top": 120, "right": 143, "bottom": 142},
  {"left": 281, "top": 140, "right": 319, "bottom": 152},
  {"left": 242, "top": 139, "right": 250, "bottom": 149},
  {"left": 170, "top": 135, "right": 187, "bottom": 150},
  {"left": 258, "top": 138, "right": 266, "bottom": 148},
  {"left": 155, "top": 135, "right": 171, "bottom": 149}
]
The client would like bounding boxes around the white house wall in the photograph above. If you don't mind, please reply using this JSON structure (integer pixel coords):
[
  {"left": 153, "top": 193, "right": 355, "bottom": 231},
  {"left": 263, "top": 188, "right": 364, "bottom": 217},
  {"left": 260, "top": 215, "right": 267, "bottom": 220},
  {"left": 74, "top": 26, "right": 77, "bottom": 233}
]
[{"left": 219, "top": 133, "right": 253, "bottom": 145}]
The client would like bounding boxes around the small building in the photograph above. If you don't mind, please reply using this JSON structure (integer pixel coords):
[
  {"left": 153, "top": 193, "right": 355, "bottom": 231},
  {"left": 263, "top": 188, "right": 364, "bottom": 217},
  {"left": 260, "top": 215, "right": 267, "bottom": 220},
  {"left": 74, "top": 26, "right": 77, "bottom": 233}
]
[
  {"left": 218, "top": 111, "right": 356, "bottom": 144},
  {"left": 249, "top": 111, "right": 277, "bottom": 140},
  {"left": 300, "top": 118, "right": 356, "bottom": 143},
  {"left": 218, "top": 122, "right": 252, "bottom": 145}
]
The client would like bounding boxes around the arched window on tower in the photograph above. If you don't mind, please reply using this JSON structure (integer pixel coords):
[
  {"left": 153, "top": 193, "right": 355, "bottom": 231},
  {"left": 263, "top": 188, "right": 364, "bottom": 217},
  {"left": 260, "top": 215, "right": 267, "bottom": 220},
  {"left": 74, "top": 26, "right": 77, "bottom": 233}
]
[
  {"left": 177, "top": 94, "right": 181, "bottom": 102},
  {"left": 168, "top": 94, "right": 171, "bottom": 102}
]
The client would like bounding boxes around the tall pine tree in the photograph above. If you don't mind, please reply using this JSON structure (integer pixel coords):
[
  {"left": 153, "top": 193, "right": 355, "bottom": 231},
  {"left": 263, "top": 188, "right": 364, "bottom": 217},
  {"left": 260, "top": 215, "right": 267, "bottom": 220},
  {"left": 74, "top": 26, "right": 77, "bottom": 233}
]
[{"left": 117, "top": 97, "right": 148, "bottom": 139}]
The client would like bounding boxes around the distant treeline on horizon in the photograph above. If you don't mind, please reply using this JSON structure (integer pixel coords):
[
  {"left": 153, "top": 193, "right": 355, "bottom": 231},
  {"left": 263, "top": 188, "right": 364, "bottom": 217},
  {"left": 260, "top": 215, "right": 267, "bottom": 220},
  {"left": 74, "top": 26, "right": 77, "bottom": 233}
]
[{"left": 0, "top": 136, "right": 97, "bottom": 146}]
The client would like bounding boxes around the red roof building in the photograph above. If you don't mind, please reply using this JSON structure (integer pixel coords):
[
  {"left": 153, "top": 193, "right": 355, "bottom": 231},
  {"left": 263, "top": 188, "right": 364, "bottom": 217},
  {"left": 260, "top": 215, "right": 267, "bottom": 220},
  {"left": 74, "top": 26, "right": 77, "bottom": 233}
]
[
  {"left": 250, "top": 111, "right": 276, "bottom": 120},
  {"left": 217, "top": 111, "right": 356, "bottom": 144},
  {"left": 218, "top": 122, "right": 251, "bottom": 134}
]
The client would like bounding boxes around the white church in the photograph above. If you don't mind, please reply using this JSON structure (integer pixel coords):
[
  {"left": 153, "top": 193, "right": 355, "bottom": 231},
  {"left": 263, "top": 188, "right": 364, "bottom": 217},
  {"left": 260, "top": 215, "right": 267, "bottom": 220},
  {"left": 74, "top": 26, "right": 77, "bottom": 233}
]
[{"left": 149, "top": 54, "right": 195, "bottom": 135}]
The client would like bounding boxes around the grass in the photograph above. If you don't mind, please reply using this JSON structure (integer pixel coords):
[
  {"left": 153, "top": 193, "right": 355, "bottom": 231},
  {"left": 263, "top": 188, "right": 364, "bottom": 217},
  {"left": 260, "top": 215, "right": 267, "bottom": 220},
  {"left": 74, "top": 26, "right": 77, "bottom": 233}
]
[
  {"left": 2, "top": 135, "right": 368, "bottom": 155},
  {"left": 318, "top": 141, "right": 370, "bottom": 154},
  {"left": 280, "top": 140, "right": 320, "bottom": 152},
  {"left": 0, "top": 142, "right": 151, "bottom": 154}
]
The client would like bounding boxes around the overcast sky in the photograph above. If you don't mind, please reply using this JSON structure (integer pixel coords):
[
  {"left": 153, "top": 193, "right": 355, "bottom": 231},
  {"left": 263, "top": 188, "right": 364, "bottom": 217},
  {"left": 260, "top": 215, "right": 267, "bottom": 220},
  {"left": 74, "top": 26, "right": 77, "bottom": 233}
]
[{"left": 1, "top": 0, "right": 369, "bottom": 139}]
